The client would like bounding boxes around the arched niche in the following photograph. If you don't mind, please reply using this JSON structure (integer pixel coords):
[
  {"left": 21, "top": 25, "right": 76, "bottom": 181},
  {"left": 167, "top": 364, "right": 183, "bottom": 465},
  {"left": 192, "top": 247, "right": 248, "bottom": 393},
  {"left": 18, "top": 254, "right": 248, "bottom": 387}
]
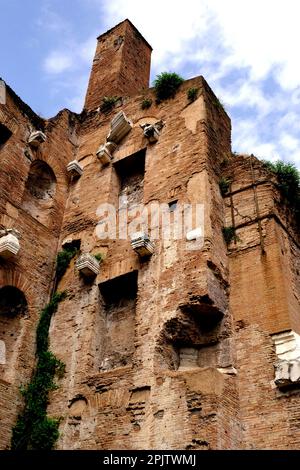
[
  {"left": 22, "top": 160, "right": 57, "bottom": 226},
  {"left": 0, "top": 286, "right": 28, "bottom": 379}
]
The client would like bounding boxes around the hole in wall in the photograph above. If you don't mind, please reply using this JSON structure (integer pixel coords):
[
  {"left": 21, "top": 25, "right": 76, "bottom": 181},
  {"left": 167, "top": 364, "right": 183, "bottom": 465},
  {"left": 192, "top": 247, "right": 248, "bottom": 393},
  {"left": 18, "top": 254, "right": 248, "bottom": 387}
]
[
  {"left": 0, "top": 286, "right": 27, "bottom": 375},
  {"left": 156, "top": 310, "right": 231, "bottom": 371},
  {"left": 0, "top": 123, "right": 13, "bottom": 149},
  {"left": 22, "top": 160, "right": 56, "bottom": 226},
  {"left": 114, "top": 149, "right": 146, "bottom": 206},
  {"left": 98, "top": 271, "right": 138, "bottom": 371}
]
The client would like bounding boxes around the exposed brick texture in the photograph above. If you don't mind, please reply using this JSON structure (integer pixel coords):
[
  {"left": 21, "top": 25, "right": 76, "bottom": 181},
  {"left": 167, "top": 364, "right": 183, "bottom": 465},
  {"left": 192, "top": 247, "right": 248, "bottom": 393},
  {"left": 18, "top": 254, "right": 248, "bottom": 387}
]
[{"left": 0, "top": 20, "right": 299, "bottom": 450}]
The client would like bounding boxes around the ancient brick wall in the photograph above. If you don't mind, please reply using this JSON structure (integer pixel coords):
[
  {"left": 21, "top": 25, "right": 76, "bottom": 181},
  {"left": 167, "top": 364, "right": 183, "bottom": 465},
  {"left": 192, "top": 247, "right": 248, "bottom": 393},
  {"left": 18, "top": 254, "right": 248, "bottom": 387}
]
[
  {"left": 0, "top": 19, "right": 299, "bottom": 450},
  {"left": 84, "top": 19, "right": 152, "bottom": 111},
  {"left": 46, "top": 74, "right": 242, "bottom": 450},
  {"left": 224, "top": 156, "right": 300, "bottom": 448},
  {"left": 0, "top": 89, "right": 79, "bottom": 448}
]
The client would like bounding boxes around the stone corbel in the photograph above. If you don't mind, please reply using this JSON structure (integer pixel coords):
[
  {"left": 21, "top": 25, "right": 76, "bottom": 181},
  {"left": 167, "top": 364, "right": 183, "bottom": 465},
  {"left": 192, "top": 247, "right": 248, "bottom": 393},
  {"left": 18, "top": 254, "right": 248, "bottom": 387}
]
[
  {"left": 76, "top": 253, "right": 100, "bottom": 277},
  {"left": 107, "top": 111, "right": 133, "bottom": 144},
  {"left": 0, "top": 228, "right": 21, "bottom": 259},
  {"left": 96, "top": 141, "right": 117, "bottom": 165},
  {"left": 130, "top": 231, "right": 154, "bottom": 258},
  {"left": 67, "top": 160, "right": 83, "bottom": 178},
  {"left": 272, "top": 330, "right": 300, "bottom": 388},
  {"left": 140, "top": 120, "right": 164, "bottom": 143},
  {"left": 28, "top": 130, "right": 46, "bottom": 147}
]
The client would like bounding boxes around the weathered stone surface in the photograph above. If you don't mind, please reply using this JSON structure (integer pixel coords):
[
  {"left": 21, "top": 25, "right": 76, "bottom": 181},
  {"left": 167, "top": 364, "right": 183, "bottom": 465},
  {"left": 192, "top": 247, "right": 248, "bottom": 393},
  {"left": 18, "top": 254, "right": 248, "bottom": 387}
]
[
  {"left": 76, "top": 253, "right": 100, "bottom": 277},
  {"left": 130, "top": 232, "right": 154, "bottom": 257},
  {"left": 67, "top": 160, "right": 83, "bottom": 178},
  {"left": 0, "top": 19, "right": 299, "bottom": 451},
  {"left": 28, "top": 130, "right": 46, "bottom": 147}
]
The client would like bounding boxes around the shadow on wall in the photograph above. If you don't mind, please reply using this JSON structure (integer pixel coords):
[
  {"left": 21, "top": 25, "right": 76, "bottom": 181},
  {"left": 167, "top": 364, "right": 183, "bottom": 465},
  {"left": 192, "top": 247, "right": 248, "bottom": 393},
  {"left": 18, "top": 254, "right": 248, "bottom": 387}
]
[
  {"left": 98, "top": 271, "right": 138, "bottom": 371},
  {"left": 155, "top": 308, "right": 232, "bottom": 371},
  {"left": 22, "top": 160, "right": 56, "bottom": 227},
  {"left": 0, "top": 286, "right": 28, "bottom": 380}
]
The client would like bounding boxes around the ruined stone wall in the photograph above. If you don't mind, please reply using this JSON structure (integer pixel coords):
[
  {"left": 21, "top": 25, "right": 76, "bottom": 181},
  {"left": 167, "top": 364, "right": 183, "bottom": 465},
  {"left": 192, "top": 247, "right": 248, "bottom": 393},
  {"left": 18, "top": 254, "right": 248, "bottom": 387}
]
[
  {"left": 224, "top": 156, "right": 300, "bottom": 448},
  {"left": 0, "top": 19, "right": 299, "bottom": 451},
  {"left": 46, "top": 75, "right": 242, "bottom": 450},
  {"left": 0, "top": 90, "right": 78, "bottom": 448}
]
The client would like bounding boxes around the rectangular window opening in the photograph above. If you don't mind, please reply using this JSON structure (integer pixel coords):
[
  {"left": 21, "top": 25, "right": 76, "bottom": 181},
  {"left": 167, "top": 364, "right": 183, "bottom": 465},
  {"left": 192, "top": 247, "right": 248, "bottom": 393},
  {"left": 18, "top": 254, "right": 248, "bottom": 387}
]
[
  {"left": 114, "top": 148, "right": 146, "bottom": 206},
  {"left": 0, "top": 123, "right": 12, "bottom": 149}
]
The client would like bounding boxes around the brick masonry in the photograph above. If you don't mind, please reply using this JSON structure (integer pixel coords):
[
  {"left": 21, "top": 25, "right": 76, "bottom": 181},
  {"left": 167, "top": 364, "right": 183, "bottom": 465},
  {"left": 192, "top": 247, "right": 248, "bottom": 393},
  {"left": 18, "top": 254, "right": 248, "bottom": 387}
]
[{"left": 0, "top": 19, "right": 299, "bottom": 450}]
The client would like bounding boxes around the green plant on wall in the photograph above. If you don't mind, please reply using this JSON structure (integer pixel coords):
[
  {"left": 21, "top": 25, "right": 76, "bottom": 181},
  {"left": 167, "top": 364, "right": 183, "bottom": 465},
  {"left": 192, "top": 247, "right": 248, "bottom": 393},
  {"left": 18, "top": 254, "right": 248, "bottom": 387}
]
[
  {"left": 154, "top": 72, "right": 184, "bottom": 101},
  {"left": 141, "top": 98, "right": 152, "bottom": 110},
  {"left": 187, "top": 87, "right": 199, "bottom": 103},
  {"left": 93, "top": 252, "right": 105, "bottom": 262},
  {"left": 99, "top": 96, "right": 119, "bottom": 113},
  {"left": 222, "top": 226, "right": 239, "bottom": 246},
  {"left": 11, "top": 291, "right": 67, "bottom": 450},
  {"left": 262, "top": 160, "right": 300, "bottom": 222},
  {"left": 219, "top": 177, "right": 231, "bottom": 196},
  {"left": 56, "top": 246, "right": 78, "bottom": 283},
  {"left": 214, "top": 97, "right": 226, "bottom": 113}
]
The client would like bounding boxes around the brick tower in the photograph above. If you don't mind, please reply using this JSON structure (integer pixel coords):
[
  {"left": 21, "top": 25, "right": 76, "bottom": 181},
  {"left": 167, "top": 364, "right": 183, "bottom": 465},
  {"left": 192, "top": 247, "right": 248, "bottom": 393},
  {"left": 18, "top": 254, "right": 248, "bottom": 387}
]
[
  {"left": 0, "top": 20, "right": 299, "bottom": 450},
  {"left": 84, "top": 19, "right": 152, "bottom": 111}
]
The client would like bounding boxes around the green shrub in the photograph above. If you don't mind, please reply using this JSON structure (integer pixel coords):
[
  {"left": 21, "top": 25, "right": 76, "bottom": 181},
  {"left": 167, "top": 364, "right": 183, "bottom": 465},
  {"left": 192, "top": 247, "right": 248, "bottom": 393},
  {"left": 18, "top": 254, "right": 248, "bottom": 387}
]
[
  {"left": 100, "top": 96, "right": 119, "bottom": 113},
  {"left": 154, "top": 72, "right": 184, "bottom": 101},
  {"left": 141, "top": 98, "right": 152, "bottom": 110},
  {"left": 11, "top": 292, "right": 67, "bottom": 450},
  {"left": 94, "top": 252, "right": 104, "bottom": 262},
  {"left": 222, "top": 226, "right": 239, "bottom": 245},
  {"left": 214, "top": 97, "right": 226, "bottom": 113},
  {"left": 187, "top": 87, "right": 199, "bottom": 102},
  {"left": 56, "top": 247, "right": 78, "bottom": 283},
  {"left": 262, "top": 160, "right": 300, "bottom": 223},
  {"left": 219, "top": 177, "right": 231, "bottom": 196}
]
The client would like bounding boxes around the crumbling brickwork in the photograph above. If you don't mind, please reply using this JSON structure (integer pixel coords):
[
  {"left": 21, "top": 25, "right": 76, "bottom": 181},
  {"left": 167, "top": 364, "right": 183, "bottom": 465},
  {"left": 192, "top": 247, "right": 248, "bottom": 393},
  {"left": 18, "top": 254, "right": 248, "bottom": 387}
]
[{"left": 0, "top": 19, "right": 299, "bottom": 450}]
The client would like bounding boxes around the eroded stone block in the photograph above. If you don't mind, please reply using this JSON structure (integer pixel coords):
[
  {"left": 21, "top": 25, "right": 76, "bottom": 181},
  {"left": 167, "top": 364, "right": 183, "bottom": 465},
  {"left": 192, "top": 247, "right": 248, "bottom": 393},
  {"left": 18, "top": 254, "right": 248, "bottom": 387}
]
[
  {"left": 67, "top": 160, "right": 83, "bottom": 178},
  {"left": 140, "top": 121, "right": 164, "bottom": 143},
  {"left": 28, "top": 130, "right": 46, "bottom": 147},
  {"left": 107, "top": 111, "right": 132, "bottom": 144},
  {"left": 96, "top": 144, "right": 113, "bottom": 165},
  {"left": 272, "top": 331, "right": 300, "bottom": 388},
  {"left": 130, "top": 231, "right": 154, "bottom": 258},
  {"left": 76, "top": 253, "right": 100, "bottom": 277},
  {"left": 0, "top": 229, "right": 20, "bottom": 259}
]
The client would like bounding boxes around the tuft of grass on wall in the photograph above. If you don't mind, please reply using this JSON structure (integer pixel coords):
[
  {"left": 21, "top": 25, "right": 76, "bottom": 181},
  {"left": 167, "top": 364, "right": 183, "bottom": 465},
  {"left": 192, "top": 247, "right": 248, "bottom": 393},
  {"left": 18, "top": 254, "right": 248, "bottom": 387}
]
[
  {"left": 154, "top": 72, "right": 184, "bottom": 102},
  {"left": 99, "top": 96, "right": 119, "bottom": 113},
  {"left": 219, "top": 177, "right": 231, "bottom": 196},
  {"left": 222, "top": 226, "right": 239, "bottom": 246},
  {"left": 141, "top": 98, "right": 152, "bottom": 110},
  {"left": 262, "top": 160, "right": 300, "bottom": 223},
  {"left": 187, "top": 87, "right": 199, "bottom": 103}
]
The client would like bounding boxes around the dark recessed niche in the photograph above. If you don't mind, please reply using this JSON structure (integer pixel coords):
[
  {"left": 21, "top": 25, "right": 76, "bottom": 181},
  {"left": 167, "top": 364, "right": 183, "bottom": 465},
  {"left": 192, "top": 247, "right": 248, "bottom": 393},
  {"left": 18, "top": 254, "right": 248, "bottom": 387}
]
[
  {"left": 98, "top": 271, "right": 138, "bottom": 371},
  {"left": 0, "top": 123, "right": 13, "bottom": 149},
  {"left": 0, "top": 286, "right": 27, "bottom": 318},
  {"left": 99, "top": 270, "right": 138, "bottom": 306},
  {"left": 168, "top": 200, "right": 178, "bottom": 212},
  {"left": 114, "top": 149, "right": 146, "bottom": 206},
  {"left": 62, "top": 239, "right": 81, "bottom": 251}
]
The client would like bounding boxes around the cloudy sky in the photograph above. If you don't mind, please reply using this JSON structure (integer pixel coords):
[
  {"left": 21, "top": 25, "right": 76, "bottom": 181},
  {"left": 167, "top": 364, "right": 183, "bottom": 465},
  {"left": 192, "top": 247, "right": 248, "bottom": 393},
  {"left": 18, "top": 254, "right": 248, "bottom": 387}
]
[{"left": 1, "top": 0, "right": 299, "bottom": 168}]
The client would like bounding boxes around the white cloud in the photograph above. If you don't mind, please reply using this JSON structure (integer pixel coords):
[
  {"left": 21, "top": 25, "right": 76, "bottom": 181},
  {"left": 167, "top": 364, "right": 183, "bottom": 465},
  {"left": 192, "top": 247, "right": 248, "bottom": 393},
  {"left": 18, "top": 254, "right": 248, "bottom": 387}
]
[
  {"left": 40, "top": 0, "right": 300, "bottom": 168},
  {"left": 43, "top": 51, "right": 73, "bottom": 74}
]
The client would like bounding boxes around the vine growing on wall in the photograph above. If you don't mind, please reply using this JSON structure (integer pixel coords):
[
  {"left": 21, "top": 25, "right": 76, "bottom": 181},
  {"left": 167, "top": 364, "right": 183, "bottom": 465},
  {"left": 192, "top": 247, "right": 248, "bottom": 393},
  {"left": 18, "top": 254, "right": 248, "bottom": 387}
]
[
  {"left": 11, "top": 291, "right": 67, "bottom": 450},
  {"left": 56, "top": 246, "right": 78, "bottom": 283},
  {"left": 10, "top": 246, "right": 78, "bottom": 449}
]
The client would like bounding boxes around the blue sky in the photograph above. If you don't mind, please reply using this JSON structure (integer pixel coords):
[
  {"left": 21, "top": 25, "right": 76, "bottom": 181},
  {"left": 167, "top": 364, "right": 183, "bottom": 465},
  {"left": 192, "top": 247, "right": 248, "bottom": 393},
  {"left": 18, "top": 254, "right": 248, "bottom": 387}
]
[{"left": 1, "top": 0, "right": 299, "bottom": 168}]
